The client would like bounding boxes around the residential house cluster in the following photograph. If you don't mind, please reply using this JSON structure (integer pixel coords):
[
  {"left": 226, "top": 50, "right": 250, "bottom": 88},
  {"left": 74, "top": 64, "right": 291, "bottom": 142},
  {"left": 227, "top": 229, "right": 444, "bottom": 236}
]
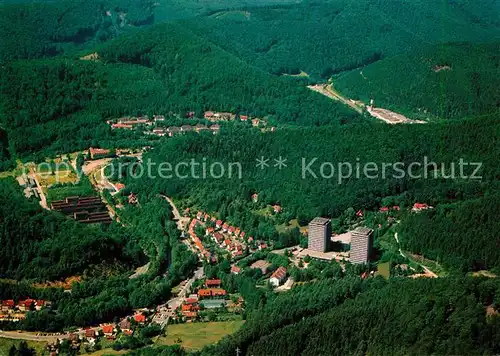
[
  {"left": 179, "top": 294, "right": 201, "bottom": 321},
  {"left": 197, "top": 280, "right": 227, "bottom": 301},
  {"left": 0, "top": 299, "right": 51, "bottom": 321},
  {"left": 202, "top": 212, "right": 249, "bottom": 258},
  {"left": 188, "top": 218, "right": 210, "bottom": 261},
  {"left": 108, "top": 116, "right": 153, "bottom": 130},
  {"left": 378, "top": 205, "right": 401, "bottom": 213},
  {"left": 203, "top": 111, "right": 236, "bottom": 122},
  {"left": 148, "top": 124, "right": 220, "bottom": 137}
]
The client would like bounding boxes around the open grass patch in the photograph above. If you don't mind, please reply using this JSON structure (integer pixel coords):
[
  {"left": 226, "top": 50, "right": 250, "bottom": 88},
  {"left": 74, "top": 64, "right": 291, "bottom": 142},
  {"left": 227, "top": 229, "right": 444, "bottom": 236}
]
[
  {"left": 156, "top": 320, "right": 244, "bottom": 351},
  {"left": 377, "top": 262, "right": 390, "bottom": 279},
  {"left": 0, "top": 337, "right": 47, "bottom": 355}
]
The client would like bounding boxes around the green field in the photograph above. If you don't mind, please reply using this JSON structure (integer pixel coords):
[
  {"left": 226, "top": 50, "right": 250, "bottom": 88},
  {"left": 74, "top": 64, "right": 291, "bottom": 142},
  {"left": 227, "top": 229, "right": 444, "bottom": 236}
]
[
  {"left": 156, "top": 320, "right": 244, "bottom": 351},
  {"left": 0, "top": 337, "right": 48, "bottom": 356},
  {"left": 377, "top": 262, "right": 390, "bottom": 279}
]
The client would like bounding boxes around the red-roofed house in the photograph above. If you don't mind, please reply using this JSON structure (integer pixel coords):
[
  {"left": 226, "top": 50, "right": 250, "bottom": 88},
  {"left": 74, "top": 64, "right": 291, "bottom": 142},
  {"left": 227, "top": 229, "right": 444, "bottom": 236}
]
[
  {"left": 112, "top": 123, "right": 133, "bottom": 130},
  {"left": 234, "top": 228, "right": 241, "bottom": 237},
  {"left": 379, "top": 207, "right": 389, "bottom": 213},
  {"left": 392, "top": 206, "right": 401, "bottom": 211},
  {"left": 224, "top": 239, "right": 231, "bottom": 247},
  {"left": 228, "top": 226, "right": 235, "bottom": 234},
  {"left": 18, "top": 299, "right": 35, "bottom": 312},
  {"left": 102, "top": 325, "right": 114, "bottom": 336},
  {"left": 197, "top": 211, "right": 203, "bottom": 219},
  {"left": 211, "top": 288, "right": 227, "bottom": 297},
  {"left": 222, "top": 223, "right": 229, "bottom": 232},
  {"left": 128, "top": 193, "right": 138, "bottom": 205},
  {"left": 216, "top": 220, "right": 223, "bottom": 229},
  {"left": 206, "top": 227, "right": 215, "bottom": 236},
  {"left": 251, "top": 193, "right": 259, "bottom": 202},
  {"left": 198, "top": 289, "right": 212, "bottom": 299},
  {"left": 85, "top": 329, "right": 96, "bottom": 338},
  {"left": 272, "top": 205, "right": 282, "bottom": 213},
  {"left": 356, "top": 210, "right": 364, "bottom": 217},
  {"left": 206, "top": 279, "right": 221, "bottom": 288},
  {"left": 134, "top": 313, "right": 146, "bottom": 324},
  {"left": 231, "top": 266, "right": 241, "bottom": 275},
  {"left": 89, "top": 147, "right": 111, "bottom": 159},
  {"left": 185, "top": 298, "right": 198, "bottom": 304},
  {"left": 35, "top": 300, "right": 45, "bottom": 311},
  {"left": 240, "top": 115, "right": 249, "bottom": 121},
  {"left": 181, "top": 304, "right": 193, "bottom": 312},
  {"left": 119, "top": 318, "right": 131, "bottom": 331},
  {"left": 248, "top": 236, "right": 254, "bottom": 243},
  {"left": 204, "top": 111, "right": 215, "bottom": 119},
  {"left": 1, "top": 300, "right": 14, "bottom": 311},
  {"left": 413, "top": 203, "right": 431, "bottom": 211},
  {"left": 270, "top": 266, "right": 287, "bottom": 287},
  {"left": 182, "top": 311, "right": 198, "bottom": 320},
  {"left": 213, "top": 233, "right": 224, "bottom": 244}
]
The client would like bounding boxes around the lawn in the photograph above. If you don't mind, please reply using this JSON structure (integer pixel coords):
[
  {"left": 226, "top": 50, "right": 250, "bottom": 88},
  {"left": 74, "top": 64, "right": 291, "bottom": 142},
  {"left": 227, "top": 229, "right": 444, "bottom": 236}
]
[
  {"left": 156, "top": 320, "right": 244, "bottom": 351},
  {"left": 0, "top": 337, "right": 48, "bottom": 356},
  {"left": 88, "top": 348, "right": 128, "bottom": 356},
  {"left": 276, "top": 218, "right": 306, "bottom": 234},
  {"left": 377, "top": 262, "right": 390, "bottom": 279}
]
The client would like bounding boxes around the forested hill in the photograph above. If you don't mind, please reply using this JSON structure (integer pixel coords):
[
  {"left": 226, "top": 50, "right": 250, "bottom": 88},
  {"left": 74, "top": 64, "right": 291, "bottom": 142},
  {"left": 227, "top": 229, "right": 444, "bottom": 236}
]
[
  {"left": 185, "top": 0, "right": 500, "bottom": 78},
  {"left": 96, "top": 22, "right": 356, "bottom": 125},
  {"left": 0, "top": 178, "right": 143, "bottom": 280},
  {"left": 153, "top": 0, "right": 300, "bottom": 22},
  {"left": 0, "top": 0, "right": 305, "bottom": 63},
  {"left": 202, "top": 277, "right": 500, "bottom": 356},
  {"left": 0, "top": 22, "right": 359, "bottom": 160},
  {"left": 0, "top": 0, "right": 155, "bottom": 63},
  {"left": 335, "top": 43, "right": 500, "bottom": 120}
]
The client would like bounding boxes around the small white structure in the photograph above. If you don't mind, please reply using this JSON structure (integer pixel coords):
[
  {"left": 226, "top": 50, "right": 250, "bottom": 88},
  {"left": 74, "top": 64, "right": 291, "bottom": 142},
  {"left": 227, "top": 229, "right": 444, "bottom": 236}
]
[{"left": 270, "top": 266, "right": 287, "bottom": 287}]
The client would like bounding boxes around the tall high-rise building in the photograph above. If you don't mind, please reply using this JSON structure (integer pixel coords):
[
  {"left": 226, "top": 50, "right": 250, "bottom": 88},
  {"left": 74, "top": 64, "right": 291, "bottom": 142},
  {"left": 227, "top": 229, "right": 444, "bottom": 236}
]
[
  {"left": 308, "top": 217, "right": 332, "bottom": 252},
  {"left": 350, "top": 227, "right": 374, "bottom": 264}
]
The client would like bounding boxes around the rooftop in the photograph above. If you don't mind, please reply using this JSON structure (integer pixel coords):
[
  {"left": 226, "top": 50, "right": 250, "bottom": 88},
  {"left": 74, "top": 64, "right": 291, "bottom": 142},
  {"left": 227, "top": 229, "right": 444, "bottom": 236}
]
[
  {"left": 309, "top": 217, "right": 331, "bottom": 226},
  {"left": 353, "top": 227, "right": 373, "bottom": 235}
]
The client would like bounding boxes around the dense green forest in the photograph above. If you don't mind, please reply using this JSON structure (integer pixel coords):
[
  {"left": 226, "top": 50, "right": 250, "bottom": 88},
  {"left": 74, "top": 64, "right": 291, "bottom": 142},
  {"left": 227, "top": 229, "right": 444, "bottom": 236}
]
[
  {"left": 153, "top": 0, "right": 298, "bottom": 22},
  {"left": 399, "top": 194, "right": 500, "bottom": 272},
  {"left": 0, "top": 0, "right": 305, "bottom": 64},
  {"left": 96, "top": 22, "right": 356, "bottom": 126},
  {"left": 335, "top": 43, "right": 500, "bottom": 119},
  {"left": 0, "top": 184, "right": 198, "bottom": 329},
  {"left": 201, "top": 277, "right": 500, "bottom": 356},
  {"left": 0, "top": 0, "right": 154, "bottom": 63},
  {"left": 123, "top": 115, "right": 498, "bottom": 238},
  {"left": 0, "top": 178, "right": 142, "bottom": 280},
  {"left": 0, "top": 22, "right": 358, "bottom": 160},
  {"left": 0, "top": 1, "right": 499, "bottom": 352},
  {"left": 186, "top": 0, "right": 500, "bottom": 78}
]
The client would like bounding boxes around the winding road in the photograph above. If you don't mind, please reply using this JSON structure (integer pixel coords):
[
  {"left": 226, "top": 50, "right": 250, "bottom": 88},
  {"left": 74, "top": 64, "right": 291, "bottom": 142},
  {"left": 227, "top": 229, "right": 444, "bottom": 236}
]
[{"left": 394, "top": 232, "right": 438, "bottom": 278}]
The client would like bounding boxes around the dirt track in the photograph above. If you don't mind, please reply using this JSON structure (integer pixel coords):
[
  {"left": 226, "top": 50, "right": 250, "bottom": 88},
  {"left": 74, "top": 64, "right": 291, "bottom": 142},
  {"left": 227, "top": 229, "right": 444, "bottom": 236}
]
[{"left": 309, "top": 84, "right": 426, "bottom": 124}]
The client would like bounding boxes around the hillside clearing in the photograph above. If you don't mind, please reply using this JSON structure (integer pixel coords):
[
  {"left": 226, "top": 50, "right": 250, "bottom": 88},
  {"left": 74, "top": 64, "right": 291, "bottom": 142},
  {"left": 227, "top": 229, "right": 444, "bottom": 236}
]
[{"left": 156, "top": 320, "right": 244, "bottom": 350}]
